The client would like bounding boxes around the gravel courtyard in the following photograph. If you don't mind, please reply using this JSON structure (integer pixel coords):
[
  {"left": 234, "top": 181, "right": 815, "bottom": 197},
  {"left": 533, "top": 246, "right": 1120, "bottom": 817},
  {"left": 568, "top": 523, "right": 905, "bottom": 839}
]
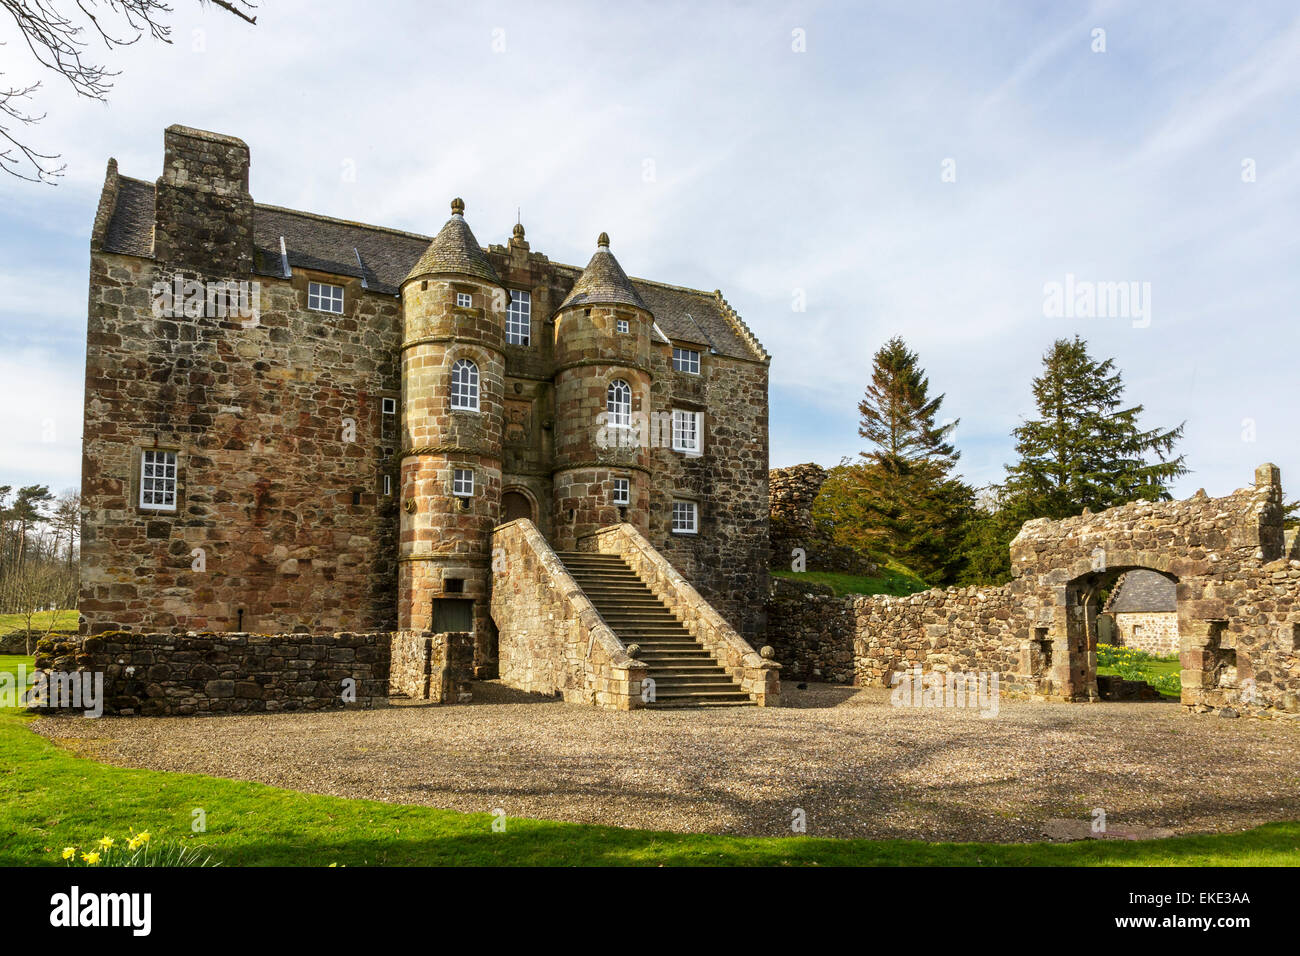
[{"left": 34, "top": 683, "right": 1300, "bottom": 843}]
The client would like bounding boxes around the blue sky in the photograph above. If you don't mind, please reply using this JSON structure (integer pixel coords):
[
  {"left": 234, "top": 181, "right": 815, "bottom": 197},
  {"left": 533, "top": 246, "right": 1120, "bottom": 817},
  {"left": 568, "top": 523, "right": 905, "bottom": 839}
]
[{"left": 1, "top": 0, "right": 1297, "bottom": 501}]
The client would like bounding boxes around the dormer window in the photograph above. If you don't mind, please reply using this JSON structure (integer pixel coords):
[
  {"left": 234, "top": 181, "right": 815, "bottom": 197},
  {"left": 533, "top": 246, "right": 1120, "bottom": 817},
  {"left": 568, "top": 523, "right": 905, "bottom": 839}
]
[
  {"left": 456, "top": 292, "right": 472, "bottom": 308},
  {"left": 672, "top": 347, "right": 701, "bottom": 374},
  {"left": 507, "top": 290, "right": 531, "bottom": 345},
  {"left": 308, "top": 281, "right": 344, "bottom": 314}
]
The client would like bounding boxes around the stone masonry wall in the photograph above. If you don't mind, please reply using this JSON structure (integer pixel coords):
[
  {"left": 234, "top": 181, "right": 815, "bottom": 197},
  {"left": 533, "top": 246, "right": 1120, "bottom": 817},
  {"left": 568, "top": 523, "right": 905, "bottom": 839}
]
[
  {"left": 491, "top": 518, "right": 647, "bottom": 709},
  {"left": 34, "top": 631, "right": 391, "bottom": 716},
  {"left": 764, "top": 577, "right": 855, "bottom": 683},
  {"left": 1113, "top": 612, "right": 1180, "bottom": 657},
  {"left": 388, "top": 629, "right": 474, "bottom": 702},
  {"left": 768, "top": 463, "right": 876, "bottom": 575}
]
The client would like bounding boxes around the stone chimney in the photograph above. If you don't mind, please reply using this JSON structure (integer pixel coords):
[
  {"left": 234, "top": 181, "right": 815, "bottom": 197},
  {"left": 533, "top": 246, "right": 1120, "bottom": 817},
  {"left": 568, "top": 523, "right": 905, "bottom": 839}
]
[{"left": 152, "top": 125, "right": 254, "bottom": 275}]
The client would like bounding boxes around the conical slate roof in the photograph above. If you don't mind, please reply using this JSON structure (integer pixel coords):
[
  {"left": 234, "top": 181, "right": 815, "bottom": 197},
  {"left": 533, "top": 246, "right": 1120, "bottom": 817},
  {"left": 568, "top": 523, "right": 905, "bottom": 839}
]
[
  {"left": 557, "top": 233, "right": 649, "bottom": 312},
  {"left": 404, "top": 198, "right": 501, "bottom": 285}
]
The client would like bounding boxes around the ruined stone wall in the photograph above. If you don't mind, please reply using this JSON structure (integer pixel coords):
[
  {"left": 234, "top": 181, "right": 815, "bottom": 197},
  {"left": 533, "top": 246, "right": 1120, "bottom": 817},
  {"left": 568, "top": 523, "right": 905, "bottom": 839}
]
[
  {"left": 1113, "top": 612, "right": 1180, "bottom": 656},
  {"left": 81, "top": 250, "right": 402, "bottom": 636},
  {"left": 34, "top": 631, "right": 391, "bottom": 716},
  {"left": 388, "top": 630, "right": 474, "bottom": 702},
  {"left": 764, "top": 577, "right": 855, "bottom": 683},
  {"left": 851, "top": 586, "right": 1035, "bottom": 692},
  {"left": 768, "top": 463, "right": 876, "bottom": 575}
]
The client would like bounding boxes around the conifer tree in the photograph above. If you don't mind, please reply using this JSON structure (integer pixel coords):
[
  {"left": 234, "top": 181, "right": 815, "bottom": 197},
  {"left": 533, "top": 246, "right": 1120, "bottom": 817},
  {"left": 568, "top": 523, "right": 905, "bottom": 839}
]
[{"left": 1004, "top": 337, "right": 1186, "bottom": 520}]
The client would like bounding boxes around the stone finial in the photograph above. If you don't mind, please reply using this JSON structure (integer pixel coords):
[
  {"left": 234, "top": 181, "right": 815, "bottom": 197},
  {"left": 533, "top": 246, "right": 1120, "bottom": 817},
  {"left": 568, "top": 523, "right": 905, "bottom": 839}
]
[
  {"left": 760, "top": 645, "right": 775, "bottom": 660},
  {"left": 597, "top": 231, "right": 610, "bottom": 248},
  {"left": 625, "top": 643, "right": 641, "bottom": 659},
  {"left": 512, "top": 222, "right": 525, "bottom": 239},
  {"left": 1255, "top": 462, "right": 1281, "bottom": 489},
  {"left": 450, "top": 197, "right": 465, "bottom": 216}
]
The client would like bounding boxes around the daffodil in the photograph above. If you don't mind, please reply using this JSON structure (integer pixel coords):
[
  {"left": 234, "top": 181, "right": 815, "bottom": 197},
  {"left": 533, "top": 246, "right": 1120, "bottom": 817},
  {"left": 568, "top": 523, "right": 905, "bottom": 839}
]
[
  {"left": 127, "top": 831, "right": 150, "bottom": 851},
  {"left": 61, "top": 847, "right": 76, "bottom": 860},
  {"left": 98, "top": 836, "right": 114, "bottom": 849},
  {"left": 81, "top": 851, "right": 100, "bottom": 865}
]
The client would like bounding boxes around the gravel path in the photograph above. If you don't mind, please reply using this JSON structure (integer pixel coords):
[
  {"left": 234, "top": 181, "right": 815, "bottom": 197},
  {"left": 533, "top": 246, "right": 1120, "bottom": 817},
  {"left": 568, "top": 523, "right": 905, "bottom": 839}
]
[{"left": 33, "top": 683, "right": 1300, "bottom": 842}]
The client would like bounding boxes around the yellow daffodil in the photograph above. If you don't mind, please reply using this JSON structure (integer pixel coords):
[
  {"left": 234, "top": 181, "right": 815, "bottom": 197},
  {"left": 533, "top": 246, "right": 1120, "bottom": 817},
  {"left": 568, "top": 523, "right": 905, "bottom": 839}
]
[
  {"left": 61, "top": 847, "right": 76, "bottom": 860},
  {"left": 98, "top": 836, "right": 114, "bottom": 849},
  {"left": 81, "top": 851, "right": 100, "bottom": 865}
]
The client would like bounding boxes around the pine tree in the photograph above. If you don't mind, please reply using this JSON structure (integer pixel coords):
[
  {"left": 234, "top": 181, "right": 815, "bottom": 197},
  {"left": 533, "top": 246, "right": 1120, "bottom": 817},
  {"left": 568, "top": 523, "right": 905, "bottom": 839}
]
[
  {"left": 1004, "top": 337, "right": 1186, "bottom": 521},
  {"left": 858, "top": 337, "right": 958, "bottom": 473},
  {"left": 832, "top": 337, "right": 972, "bottom": 583}
]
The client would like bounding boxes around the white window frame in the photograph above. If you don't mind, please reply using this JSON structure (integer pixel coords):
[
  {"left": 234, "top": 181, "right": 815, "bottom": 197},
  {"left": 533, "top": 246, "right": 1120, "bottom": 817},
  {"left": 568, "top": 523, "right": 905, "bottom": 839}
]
[
  {"left": 671, "top": 409, "right": 702, "bottom": 455},
  {"left": 456, "top": 292, "right": 473, "bottom": 308},
  {"left": 607, "top": 379, "right": 632, "bottom": 429},
  {"left": 308, "top": 281, "right": 344, "bottom": 314},
  {"left": 506, "top": 289, "right": 531, "bottom": 345},
  {"left": 383, "top": 474, "right": 393, "bottom": 496},
  {"left": 616, "top": 319, "right": 629, "bottom": 334},
  {"left": 612, "top": 477, "right": 630, "bottom": 506},
  {"left": 672, "top": 347, "right": 701, "bottom": 374},
  {"left": 450, "top": 358, "right": 480, "bottom": 411},
  {"left": 671, "top": 500, "right": 698, "bottom": 534},
  {"left": 381, "top": 397, "right": 397, "bottom": 416},
  {"left": 139, "top": 449, "right": 178, "bottom": 511},
  {"left": 453, "top": 469, "right": 474, "bottom": 498}
]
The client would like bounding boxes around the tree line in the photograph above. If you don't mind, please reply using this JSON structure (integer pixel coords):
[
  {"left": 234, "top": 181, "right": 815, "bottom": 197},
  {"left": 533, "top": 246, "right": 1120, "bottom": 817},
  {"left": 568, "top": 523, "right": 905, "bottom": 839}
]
[
  {"left": 813, "top": 335, "right": 1198, "bottom": 587},
  {"left": 0, "top": 485, "right": 80, "bottom": 650}
]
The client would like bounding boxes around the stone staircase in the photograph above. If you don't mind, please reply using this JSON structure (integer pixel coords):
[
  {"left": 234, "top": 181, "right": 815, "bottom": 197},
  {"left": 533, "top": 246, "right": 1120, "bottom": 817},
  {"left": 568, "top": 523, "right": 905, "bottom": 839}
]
[{"left": 556, "top": 551, "right": 754, "bottom": 708}]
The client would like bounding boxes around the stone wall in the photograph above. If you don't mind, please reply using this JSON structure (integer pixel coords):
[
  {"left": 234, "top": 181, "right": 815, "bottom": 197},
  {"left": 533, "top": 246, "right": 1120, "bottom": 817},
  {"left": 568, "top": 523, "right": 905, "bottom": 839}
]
[
  {"left": 33, "top": 631, "right": 392, "bottom": 716},
  {"left": 768, "top": 463, "right": 876, "bottom": 575},
  {"left": 764, "top": 577, "right": 855, "bottom": 683},
  {"left": 763, "top": 465, "right": 1300, "bottom": 717},
  {"left": 1112, "top": 612, "right": 1180, "bottom": 656},
  {"left": 388, "top": 629, "right": 475, "bottom": 702}
]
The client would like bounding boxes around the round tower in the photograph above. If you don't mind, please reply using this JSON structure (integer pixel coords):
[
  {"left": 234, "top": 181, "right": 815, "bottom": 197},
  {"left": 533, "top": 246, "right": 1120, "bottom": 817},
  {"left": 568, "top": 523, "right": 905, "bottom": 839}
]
[
  {"left": 551, "top": 232, "right": 655, "bottom": 549},
  {"left": 398, "top": 198, "right": 506, "bottom": 672}
]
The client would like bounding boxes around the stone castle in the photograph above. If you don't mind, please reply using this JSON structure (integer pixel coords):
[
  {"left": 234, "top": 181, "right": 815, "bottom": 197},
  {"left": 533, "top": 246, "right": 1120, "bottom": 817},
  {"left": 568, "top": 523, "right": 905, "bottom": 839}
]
[{"left": 76, "top": 125, "right": 774, "bottom": 706}]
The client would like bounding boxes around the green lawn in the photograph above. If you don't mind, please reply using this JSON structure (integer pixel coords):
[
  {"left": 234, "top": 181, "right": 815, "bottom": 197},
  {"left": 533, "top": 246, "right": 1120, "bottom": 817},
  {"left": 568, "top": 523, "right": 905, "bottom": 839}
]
[
  {"left": 0, "top": 609, "right": 78, "bottom": 637},
  {"left": 2, "top": 656, "right": 1297, "bottom": 866},
  {"left": 772, "top": 558, "right": 929, "bottom": 597}
]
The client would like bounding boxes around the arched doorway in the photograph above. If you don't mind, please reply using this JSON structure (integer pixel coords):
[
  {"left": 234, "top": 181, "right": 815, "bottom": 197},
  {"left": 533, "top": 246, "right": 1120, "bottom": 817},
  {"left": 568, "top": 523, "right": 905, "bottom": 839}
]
[
  {"left": 502, "top": 490, "right": 534, "bottom": 523},
  {"left": 1064, "top": 566, "right": 1180, "bottom": 703}
]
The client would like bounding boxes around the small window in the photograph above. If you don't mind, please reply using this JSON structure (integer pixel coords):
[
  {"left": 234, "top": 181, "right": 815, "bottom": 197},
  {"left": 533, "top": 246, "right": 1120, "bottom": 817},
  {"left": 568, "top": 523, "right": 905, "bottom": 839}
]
[
  {"left": 383, "top": 474, "right": 393, "bottom": 496},
  {"left": 453, "top": 469, "right": 474, "bottom": 497},
  {"left": 140, "top": 449, "right": 178, "bottom": 511},
  {"left": 607, "top": 379, "right": 631, "bottom": 428},
  {"left": 672, "top": 347, "right": 701, "bottom": 374},
  {"left": 506, "top": 289, "right": 531, "bottom": 345},
  {"left": 612, "top": 477, "right": 630, "bottom": 506},
  {"left": 456, "top": 292, "right": 472, "bottom": 308},
  {"left": 450, "top": 358, "right": 480, "bottom": 411},
  {"left": 616, "top": 319, "right": 629, "bottom": 334},
  {"left": 381, "top": 397, "right": 396, "bottom": 438},
  {"left": 672, "top": 409, "right": 702, "bottom": 454},
  {"left": 671, "top": 500, "right": 698, "bottom": 534},
  {"left": 308, "top": 282, "right": 344, "bottom": 314}
]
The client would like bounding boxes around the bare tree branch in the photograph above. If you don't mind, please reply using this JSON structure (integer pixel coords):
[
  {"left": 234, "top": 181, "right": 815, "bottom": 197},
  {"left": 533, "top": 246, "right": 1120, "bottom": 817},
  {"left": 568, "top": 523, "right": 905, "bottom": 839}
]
[{"left": 0, "top": 0, "right": 258, "bottom": 184}]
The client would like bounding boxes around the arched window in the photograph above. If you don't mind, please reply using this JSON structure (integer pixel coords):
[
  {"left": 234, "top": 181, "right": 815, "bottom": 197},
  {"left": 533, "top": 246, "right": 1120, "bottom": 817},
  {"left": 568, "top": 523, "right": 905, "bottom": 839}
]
[
  {"left": 607, "top": 379, "right": 631, "bottom": 428},
  {"left": 451, "top": 358, "right": 479, "bottom": 411}
]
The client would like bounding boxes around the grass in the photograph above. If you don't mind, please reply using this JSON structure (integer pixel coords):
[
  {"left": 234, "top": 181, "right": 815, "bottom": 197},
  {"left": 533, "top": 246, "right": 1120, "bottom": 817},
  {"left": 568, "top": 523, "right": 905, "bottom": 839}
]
[
  {"left": 772, "top": 558, "right": 929, "bottom": 598},
  {"left": 0, "top": 609, "right": 78, "bottom": 638},
  {"left": 2, "top": 656, "right": 1297, "bottom": 866},
  {"left": 1096, "top": 644, "right": 1181, "bottom": 699}
]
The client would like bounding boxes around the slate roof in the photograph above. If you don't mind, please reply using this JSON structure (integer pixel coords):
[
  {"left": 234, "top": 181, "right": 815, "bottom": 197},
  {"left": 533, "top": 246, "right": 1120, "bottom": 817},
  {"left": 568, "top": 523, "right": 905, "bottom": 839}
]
[
  {"left": 404, "top": 199, "right": 502, "bottom": 286},
  {"left": 557, "top": 235, "right": 649, "bottom": 312},
  {"left": 97, "top": 175, "right": 767, "bottom": 362},
  {"left": 1105, "top": 570, "right": 1177, "bottom": 614}
]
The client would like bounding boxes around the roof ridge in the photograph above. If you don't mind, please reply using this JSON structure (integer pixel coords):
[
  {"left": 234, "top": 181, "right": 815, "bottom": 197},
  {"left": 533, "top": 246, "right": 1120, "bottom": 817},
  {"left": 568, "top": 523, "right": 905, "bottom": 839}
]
[{"left": 116, "top": 174, "right": 436, "bottom": 243}]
